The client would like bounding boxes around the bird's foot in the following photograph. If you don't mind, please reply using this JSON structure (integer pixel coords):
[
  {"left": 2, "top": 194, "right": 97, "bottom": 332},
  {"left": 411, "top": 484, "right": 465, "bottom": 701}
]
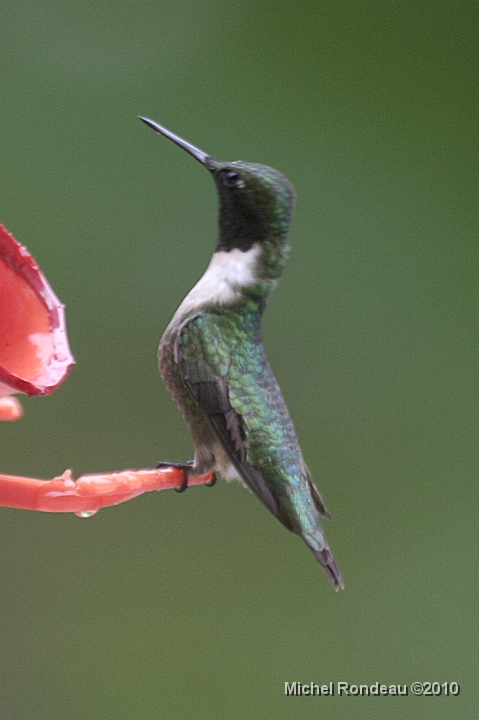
[
  {"left": 204, "top": 474, "right": 217, "bottom": 487},
  {"left": 156, "top": 461, "right": 217, "bottom": 492},
  {"left": 156, "top": 460, "right": 193, "bottom": 493}
]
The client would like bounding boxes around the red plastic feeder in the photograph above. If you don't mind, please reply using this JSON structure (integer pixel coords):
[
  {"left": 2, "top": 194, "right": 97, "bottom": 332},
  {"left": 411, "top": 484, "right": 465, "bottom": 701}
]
[
  {"left": 0, "top": 224, "right": 74, "bottom": 398},
  {"left": 0, "top": 223, "right": 213, "bottom": 511}
]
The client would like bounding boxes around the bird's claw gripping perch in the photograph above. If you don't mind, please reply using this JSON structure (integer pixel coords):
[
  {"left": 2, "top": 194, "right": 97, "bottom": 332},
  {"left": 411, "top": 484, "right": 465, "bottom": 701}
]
[
  {"left": 156, "top": 461, "right": 217, "bottom": 492},
  {"left": 156, "top": 461, "right": 194, "bottom": 493}
]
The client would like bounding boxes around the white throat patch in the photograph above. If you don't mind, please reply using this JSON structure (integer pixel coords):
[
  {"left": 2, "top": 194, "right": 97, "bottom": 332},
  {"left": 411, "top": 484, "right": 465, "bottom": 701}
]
[{"left": 174, "top": 244, "right": 261, "bottom": 317}]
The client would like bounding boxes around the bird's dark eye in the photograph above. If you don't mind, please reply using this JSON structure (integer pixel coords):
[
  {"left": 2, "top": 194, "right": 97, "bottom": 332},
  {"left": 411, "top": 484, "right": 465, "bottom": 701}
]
[{"left": 221, "top": 170, "right": 244, "bottom": 188}]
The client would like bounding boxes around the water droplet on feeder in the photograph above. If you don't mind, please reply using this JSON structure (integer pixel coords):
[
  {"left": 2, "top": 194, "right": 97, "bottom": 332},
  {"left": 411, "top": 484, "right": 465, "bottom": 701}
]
[{"left": 75, "top": 509, "right": 98, "bottom": 518}]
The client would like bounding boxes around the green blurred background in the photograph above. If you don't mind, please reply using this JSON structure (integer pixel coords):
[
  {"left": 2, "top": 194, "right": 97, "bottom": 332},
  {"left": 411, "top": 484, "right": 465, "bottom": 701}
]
[{"left": 0, "top": 1, "right": 477, "bottom": 718}]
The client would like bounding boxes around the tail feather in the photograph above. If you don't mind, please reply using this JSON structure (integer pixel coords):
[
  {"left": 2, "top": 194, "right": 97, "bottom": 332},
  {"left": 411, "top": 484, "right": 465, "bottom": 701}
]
[{"left": 309, "top": 545, "right": 344, "bottom": 591}]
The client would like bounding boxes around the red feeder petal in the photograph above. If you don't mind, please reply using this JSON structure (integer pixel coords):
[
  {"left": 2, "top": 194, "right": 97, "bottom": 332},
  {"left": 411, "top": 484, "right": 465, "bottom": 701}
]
[
  {"left": 0, "top": 396, "right": 23, "bottom": 421},
  {"left": 0, "top": 224, "right": 74, "bottom": 396}
]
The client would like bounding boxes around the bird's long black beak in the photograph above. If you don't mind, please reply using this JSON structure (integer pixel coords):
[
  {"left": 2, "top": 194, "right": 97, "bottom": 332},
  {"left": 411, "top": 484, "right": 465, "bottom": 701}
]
[{"left": 138, "top": 116, "right": 211, "bottom": 167}]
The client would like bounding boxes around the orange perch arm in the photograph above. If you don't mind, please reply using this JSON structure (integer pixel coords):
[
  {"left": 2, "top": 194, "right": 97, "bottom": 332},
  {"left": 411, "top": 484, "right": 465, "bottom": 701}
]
[{"left": 0, "top": 467, "right": 215, "bottom": 514}]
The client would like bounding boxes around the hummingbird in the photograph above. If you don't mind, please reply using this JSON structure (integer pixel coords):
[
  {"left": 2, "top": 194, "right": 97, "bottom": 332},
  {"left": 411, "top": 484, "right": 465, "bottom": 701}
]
[{"left": 139, "top": 117, "right": 344, "bottom": 590}]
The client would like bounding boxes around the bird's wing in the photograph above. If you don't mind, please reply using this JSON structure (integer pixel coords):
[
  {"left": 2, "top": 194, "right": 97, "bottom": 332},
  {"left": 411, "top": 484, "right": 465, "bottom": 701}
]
[
  {"left": 304, "top": 467, "right": 332, "bottom": 520},
  {"left": 177, "top": 314, "right": 293, "bottom": 530}
]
